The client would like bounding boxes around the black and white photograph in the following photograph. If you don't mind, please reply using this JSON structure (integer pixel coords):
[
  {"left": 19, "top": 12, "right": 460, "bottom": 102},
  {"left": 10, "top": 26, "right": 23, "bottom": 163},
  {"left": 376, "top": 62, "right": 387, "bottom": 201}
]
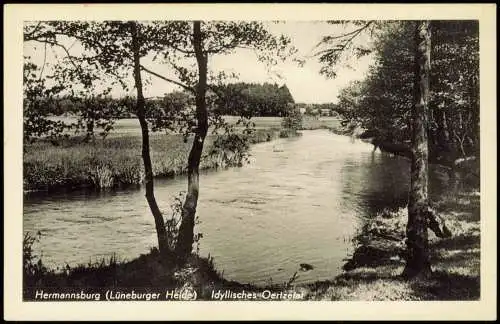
[{"left": 4, "top": 3, "right": 497, "bottom": 321}]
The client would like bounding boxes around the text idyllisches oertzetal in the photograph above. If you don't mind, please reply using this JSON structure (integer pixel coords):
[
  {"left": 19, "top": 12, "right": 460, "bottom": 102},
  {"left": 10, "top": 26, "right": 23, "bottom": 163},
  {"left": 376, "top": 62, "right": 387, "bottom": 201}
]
[{"left": 32, "top": 289, "right": 305, "bottom": 301}]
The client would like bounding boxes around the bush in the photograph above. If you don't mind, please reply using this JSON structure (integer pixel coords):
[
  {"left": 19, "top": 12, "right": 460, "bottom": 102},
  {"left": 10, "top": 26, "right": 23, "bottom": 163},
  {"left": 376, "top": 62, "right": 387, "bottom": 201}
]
[
  {"left": 24, "top": 231, "right": 52, "bottom": 287},
  {"left": 281, "top": 107, "right": 303, "bottom": 131}
]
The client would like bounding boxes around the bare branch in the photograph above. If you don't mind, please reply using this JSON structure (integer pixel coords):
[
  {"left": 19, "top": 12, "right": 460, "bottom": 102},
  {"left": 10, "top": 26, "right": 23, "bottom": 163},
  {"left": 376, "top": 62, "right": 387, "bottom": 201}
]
[
  {"left": 24, "top": 22, "right": 42, "bottom": 41},
  {"left": 234, "top": 45, "right": 255, "bottom": 51},
  {"left": 31, "top": 38, "right": 80, "bottom": 70},
  {"left": 314, "top": 21, "right": 374, "bottom": 49},
  {"left": 140, "top": 65, "right": 195, "bottom": 94},
  {"left": 206, "top": 36, "right": 240, "bottom": 54},
  {"left": 38, "top": 43, "right": 48, "bottom": 80},
  {"left": 52, "top": 32, "right": 106, "bottom": 53},
  {"left": 169, "top": 44, "right": 195, "bottom": 55},
  {"left": 314, "top": 21, "right": 374, "bottom": 56}
]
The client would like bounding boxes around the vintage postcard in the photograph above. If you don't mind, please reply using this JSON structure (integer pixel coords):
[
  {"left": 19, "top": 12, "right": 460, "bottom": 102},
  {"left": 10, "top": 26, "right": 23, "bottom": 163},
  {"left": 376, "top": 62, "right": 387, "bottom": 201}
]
[{"left": 4, "top": 3, "right": 497, "bottom": 321}]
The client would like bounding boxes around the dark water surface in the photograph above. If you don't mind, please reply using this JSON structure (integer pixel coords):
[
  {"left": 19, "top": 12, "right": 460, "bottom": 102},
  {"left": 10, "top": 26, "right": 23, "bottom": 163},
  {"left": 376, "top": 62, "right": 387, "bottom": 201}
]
[{"left": 24, "top": 130, "right": 452, "bottom": 285}]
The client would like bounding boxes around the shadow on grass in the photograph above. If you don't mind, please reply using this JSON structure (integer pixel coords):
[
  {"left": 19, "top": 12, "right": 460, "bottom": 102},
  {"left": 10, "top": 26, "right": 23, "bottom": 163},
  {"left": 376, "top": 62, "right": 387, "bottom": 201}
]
[
  {"left": 23, "top": 248, "right": 182, "bottom": 300},
  {"left": 304, "top": 264, "right": 479, "bottom": 301},
  {"left": 303, "top": 196, "right": 481, "bottom": 301},
  {"left": 435, "top": 194, "right": 480, "bottom": 222},
  {"left": 431, "top": 234, "right": 480, "bottom": 251},
  {"left": 410, "top": 271, "right": 480, "bottom": 300}
]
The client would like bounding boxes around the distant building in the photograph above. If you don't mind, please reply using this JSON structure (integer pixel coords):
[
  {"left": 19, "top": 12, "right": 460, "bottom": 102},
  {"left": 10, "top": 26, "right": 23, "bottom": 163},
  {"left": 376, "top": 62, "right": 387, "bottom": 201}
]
[
  {"left": 299, "top": 107, "right": 306, "bottom": 114},
  {"left": 145, "top": 96, "right": 165, "bottom": 101},
  {"left": 320, "top": 108, "right": 331, "bottom": 116}
]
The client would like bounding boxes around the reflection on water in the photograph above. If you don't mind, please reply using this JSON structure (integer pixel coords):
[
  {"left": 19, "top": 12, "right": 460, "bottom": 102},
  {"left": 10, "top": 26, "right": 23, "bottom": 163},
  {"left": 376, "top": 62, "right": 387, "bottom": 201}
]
[{"left": 23, "top": 130, "right": 453, "bottom": 285}]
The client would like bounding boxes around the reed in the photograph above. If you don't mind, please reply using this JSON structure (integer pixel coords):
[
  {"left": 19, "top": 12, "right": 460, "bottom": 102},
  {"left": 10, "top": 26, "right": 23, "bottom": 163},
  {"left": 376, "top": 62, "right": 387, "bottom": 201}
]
[{"left": 23, "top": 129, "right": 287, "bottom": 192}]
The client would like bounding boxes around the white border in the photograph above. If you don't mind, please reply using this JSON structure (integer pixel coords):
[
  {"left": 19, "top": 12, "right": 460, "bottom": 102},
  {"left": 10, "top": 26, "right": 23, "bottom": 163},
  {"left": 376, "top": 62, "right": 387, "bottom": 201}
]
[{"left": 4, "top": 3, "right": 497, "bottom": 321}]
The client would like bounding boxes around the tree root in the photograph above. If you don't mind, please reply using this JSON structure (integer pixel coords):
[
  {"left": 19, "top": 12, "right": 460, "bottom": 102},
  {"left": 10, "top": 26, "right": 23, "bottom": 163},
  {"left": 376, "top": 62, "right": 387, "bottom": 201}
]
[{"left": 424, "top": 206, "right": 452, "bottom": 238}]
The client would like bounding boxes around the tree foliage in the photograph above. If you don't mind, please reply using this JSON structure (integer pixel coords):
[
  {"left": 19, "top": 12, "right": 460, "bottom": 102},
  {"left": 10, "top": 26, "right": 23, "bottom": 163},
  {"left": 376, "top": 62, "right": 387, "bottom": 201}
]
[
  {"left": 336, "top": 21, "right": 479, "bottom": 163},
  {"left": 213, "top": 82, "right": 295, "bottom": 117},
  {"left": 23, "top": 20, "right": 296, "bottom": 261}
]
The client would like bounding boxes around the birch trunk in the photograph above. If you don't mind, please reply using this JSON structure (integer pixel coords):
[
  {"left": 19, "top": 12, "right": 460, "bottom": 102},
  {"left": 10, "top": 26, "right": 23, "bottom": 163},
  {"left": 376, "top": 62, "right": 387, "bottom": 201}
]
[
  {"left": 403, "top": 20, "right": 432, "bottom": 278},
  {"left": 175, "top": 21, "right": 208, "bottom": 261},
  {"left": 131, "top": 21, "right": 169, "bottom": 254}
]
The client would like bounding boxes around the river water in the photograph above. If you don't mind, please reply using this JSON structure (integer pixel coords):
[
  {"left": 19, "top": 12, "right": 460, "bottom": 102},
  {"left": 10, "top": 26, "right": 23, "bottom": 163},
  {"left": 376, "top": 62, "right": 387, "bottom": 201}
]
[{"left": 23, "top": 130, "right": 453, "bottom": 285}]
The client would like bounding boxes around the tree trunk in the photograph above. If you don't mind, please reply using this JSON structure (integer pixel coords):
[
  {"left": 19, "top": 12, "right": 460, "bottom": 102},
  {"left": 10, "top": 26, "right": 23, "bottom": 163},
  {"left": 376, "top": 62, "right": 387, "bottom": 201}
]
[
  {"left": 175, "top": 21, "right": 208, "bottom": 261},
  {"left": 82, "top": 101, "right": 95, "bottom": 143},
  {"left": 438, "top": 110, "right": 450, "bottom": 148},
  {"left": 403, "top": 21, "right": 432, "bottom": 279},
  {"left": 85, "top": 117, "right": 95, "bottom": 143},
  {"left": 131, "top": 21, "right": 169, "bottom": 255}
]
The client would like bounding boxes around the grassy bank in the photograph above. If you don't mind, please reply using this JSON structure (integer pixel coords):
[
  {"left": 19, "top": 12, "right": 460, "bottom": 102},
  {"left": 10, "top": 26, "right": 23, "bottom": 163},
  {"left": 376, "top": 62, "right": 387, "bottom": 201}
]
[
  {"left": 300, "top": 189, "right": 480, "bottom": 300},
  {"left": 24, "top": 186, "right": 480, "bottom": 301},
  {"left": 24, "top": 116, "right": 342, "bottom": 193},
  {"left": 23, "top": 128, "right": 286, "bottom": 192},
  {"left": 23, "top": 243, "right": 301, "bottom": 301}
]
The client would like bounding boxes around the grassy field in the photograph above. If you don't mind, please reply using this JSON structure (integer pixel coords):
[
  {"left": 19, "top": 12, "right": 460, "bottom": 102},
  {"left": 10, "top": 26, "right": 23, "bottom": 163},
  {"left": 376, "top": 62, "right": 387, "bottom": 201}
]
[
  {"left": 24, "top": 116, "right": 340, "bottom": 192},
  {"left": 223, "top": 115, "right": 340, "bottom": 130},
  {"left": 24, "top": 129, "right": 279, "bottom": 192},
  {"left": 49, "top": 115, "right": 341, "bottom": 135}
]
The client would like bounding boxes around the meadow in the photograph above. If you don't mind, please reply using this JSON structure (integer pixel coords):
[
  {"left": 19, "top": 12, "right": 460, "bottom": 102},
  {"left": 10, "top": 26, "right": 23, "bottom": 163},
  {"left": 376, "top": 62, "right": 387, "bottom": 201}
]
[
  {"left": 47, "top": 115, "right": 341, "bottom": 135},
  {"left": 23, "top": 116, "right": 341, "bottom": 192}
]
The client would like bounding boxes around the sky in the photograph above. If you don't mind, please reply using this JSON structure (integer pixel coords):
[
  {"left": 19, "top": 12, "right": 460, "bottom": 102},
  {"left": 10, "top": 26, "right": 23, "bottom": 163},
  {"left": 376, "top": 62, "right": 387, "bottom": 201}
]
[
  {"left": 24, "top": 21, "right": 375, "bottom": 104},
  {"left": 209, "top": 21, "right": 375, "bottom": 104}
]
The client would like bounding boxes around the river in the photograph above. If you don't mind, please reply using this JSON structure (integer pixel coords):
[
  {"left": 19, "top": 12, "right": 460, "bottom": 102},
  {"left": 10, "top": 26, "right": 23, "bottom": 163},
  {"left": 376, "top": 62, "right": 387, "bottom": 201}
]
[{"left": 23, "top": 130, "right": 453, "bottom": 286}]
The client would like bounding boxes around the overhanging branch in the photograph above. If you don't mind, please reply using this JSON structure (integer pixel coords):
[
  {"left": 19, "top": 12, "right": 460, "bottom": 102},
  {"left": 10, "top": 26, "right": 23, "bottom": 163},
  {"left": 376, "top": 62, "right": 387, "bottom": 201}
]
[
  {"left": 31, "top": 38, "right": 80, "bottom": 70},
  {"left": 314, "top": 21, "right": 374, "bottom": 57},
  {"left": 24, "top": 22, "right": 43, "bottom": 41},
  {"left": 140, "top": 65, "right": 195, "bottom": 94}
]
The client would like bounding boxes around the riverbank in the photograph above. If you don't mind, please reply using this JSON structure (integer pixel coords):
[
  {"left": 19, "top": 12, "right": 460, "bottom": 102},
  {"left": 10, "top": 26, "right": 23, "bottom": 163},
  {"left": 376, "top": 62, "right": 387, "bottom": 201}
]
[
  {"left": 300, "top": 189, "right": 480, "bottom": 300},
  {"left": 23, "top": 116, "right": 341, "bottom": 193},
  {"left": 23, "top": 240, "right": 302, "bottom": 301},
  {"left": 24, "top": 184, "right": 480, "bottom": 301},
  {"left": 23, "top": 128, "right": 287, "bottom": 193}
]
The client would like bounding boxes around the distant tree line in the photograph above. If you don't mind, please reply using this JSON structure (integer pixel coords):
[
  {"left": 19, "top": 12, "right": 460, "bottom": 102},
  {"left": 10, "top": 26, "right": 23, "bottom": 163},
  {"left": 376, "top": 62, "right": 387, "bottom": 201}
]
[
  {"left": 25, "top": 81, "right": 298, "bottom": 140},
  {"left": 212, "top": 82, "right": 295, "bottom": 117}
]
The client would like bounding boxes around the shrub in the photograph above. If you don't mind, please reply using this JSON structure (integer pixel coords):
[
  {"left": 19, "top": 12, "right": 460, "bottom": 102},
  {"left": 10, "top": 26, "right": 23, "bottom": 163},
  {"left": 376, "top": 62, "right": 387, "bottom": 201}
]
[
  {"left": 23, "top": 231, "right": 51, "bottom": 286},
  {"left": 281, "top": 107, "right": 303, "bottom": 131}
]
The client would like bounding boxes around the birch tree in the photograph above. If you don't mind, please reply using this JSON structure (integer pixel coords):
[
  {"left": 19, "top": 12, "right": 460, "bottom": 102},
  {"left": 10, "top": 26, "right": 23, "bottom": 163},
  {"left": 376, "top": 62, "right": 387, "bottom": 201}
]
[
  {"left": 315, "top": 20, "right": 454, "bottom": 278},
  {"left": 24, "top": 20, "right": 295, "bottom": 263},
  {"left": 402, "top": 21, "right": 433, "bottom": 278},
  {"left": 141, "top": 21, "right": 295, "bottom": 261}
]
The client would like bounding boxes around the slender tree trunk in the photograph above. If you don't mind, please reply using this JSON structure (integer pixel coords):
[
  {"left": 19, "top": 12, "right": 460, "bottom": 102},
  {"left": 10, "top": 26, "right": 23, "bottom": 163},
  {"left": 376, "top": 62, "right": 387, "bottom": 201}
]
[
  {"left": 82, "top": 100, "right": 95, "bottom": 143},
  {"left": 438, "top": 110, "right": 450, "bottom": 148},
  {"left": 130, "top": 21, "right": 169, "bottom": 254},
  {"left": 175, "top": 21, "right": 208, "bottom": 261},
  {"left": 435, "top": 108, "right": 452, "bottom": 164},
  {"left": 472, "top": 75, "right": 480, "bottom": 157},
  {"left": 403, "top": 20, "right": 432, "bottom": 279}
]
